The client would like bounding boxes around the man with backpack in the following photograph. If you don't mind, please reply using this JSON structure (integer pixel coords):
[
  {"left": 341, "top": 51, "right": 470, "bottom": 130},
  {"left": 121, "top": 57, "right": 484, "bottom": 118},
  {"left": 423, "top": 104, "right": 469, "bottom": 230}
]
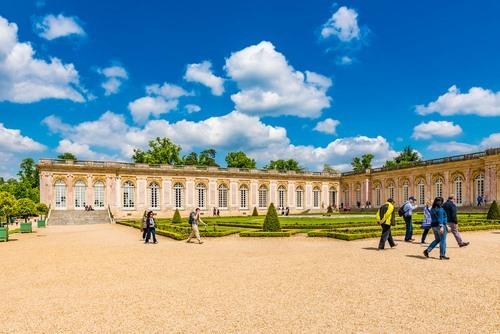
[
  {"left": 376, "top": 198, "right": 397, "bottom": 250},
  {"left": 443, "top": 195, "right": 469, "bottom": 247},
  {"left": 399, "top": 196, "right": 418, "bottom": 242},
  {"left": 187, "top": 208, "right": 207, "bottom": 244}
]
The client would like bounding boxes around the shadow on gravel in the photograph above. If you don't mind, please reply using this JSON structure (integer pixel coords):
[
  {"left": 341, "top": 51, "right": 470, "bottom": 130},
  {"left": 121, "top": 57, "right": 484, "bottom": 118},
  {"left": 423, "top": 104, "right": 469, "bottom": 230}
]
[
  {"left": 406, "top": 254, "right": 430, "bottom": 260},
  {"left": 362, "top": 247, "right": 380, "bottom": 251}
]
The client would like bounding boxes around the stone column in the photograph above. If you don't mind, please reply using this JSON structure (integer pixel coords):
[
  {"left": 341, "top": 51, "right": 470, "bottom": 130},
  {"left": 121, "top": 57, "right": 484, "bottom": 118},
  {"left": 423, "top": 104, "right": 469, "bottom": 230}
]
[
  {"left": 250, "top": 180, "right": 258, "bottom": 208},
  {"left": 269, "top": 180, "right": 277, "bottom": 205},
  {"left": 67, "top": 175, "right": 74, "bottom": 210},
  {"left": 163, "top": 178, "right": 171, "bottom": 210},
  {"left": 186, "top": 178, "right": 195, "bottom": 210},
  {"left": 115, "top": 176, "right": 121, "bottom": 210}
]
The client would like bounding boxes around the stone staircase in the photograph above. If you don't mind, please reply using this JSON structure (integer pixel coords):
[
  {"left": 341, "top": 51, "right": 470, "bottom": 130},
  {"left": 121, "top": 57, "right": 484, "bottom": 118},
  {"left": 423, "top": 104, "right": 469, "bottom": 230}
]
[{"left": 48, "top": 210, "right": 111, "bottom": 225}]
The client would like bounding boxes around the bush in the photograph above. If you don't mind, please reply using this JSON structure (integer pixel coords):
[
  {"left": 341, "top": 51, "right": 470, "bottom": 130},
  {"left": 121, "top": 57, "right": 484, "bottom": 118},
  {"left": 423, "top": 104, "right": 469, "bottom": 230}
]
[
  {"left": 487, "top": 200, "right": 500, "bottom": 220},
  {"left": 263, "top": 203, "right": 280, "bottom": 232},
  {"left": 172, "top": 209, "right": 182, "bottom": 224},
  {"left": 252, "top": 207, "right": 259, "bottom": 216},
  {"left": 326, "top": 205, "right": 333, "bottom": 214}
]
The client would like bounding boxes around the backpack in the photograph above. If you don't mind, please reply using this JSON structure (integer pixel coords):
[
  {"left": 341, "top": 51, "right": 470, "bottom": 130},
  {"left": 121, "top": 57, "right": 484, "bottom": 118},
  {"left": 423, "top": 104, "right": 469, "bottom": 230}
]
[
  {"left": 397, "top": 203, "right": 407, "bottom": 217},
  {"left": 188, "top": 211, "right": 196, "bottom": 225}
]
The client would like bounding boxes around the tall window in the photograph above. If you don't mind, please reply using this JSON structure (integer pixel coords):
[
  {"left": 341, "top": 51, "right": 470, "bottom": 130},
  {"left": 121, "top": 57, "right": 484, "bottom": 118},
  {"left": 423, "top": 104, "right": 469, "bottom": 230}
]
[
  {"left": 74, "top": 181, "right": 86, "bottom": 208},
  {"left": 434, "top": 178, "right": 443, "bottom": 198},
  {"left": 313, "top": 187, "right": 320, "bottom": 208},
  {"left": 387, "top": 183, "right": 395, "bottom": 201},
  {"left": 149, "top": 182, "right": 160, "bottom": 209},
  {"left": 474, "top": 173, "right": 485, "bottom": 199},
  {"left": 218, "top": 184, "right": 228, "bottom": 208},
  {"left": 329, "top": 187, "right": 337, "bottom": 206},
  {"left": 402, "top": 181, "right": 409, "bottom": 202},
  {"left": 374, "top": 184, "right": 381, "bottom": 207},
  {"left": 343, "top": 189, "right": 350, "bottom": 206},
  {"left": 355, "top": 185, "right": 361, "bottom": 204},
  {"left": 173, "top": 183, "right": 184, "bottom": 209},
  {"left": 278, "top": 186, "right": 286, "bottom": 209},
  {"left": 417, "top": 179, "right": 425, "bottom": 206},
  {"left": 296, "top": 186, "right": 304, "bottom": 208},
  {"left": 55, "top": 180, "right": 67, "bottom": 208},
  {"left": 196, "top": 183, "right": 206, "bottom": 209},
  {"left": 454, "top": 176, "right": 463, "bottom": 205},
  {"left": 93, "top": 181, "right": 105, "bottom": 208},
  {"left": 258, "top": 185, "right": 268, "bottom": 209},
  {"left": 123, "top": 181, "right": 135, "bottom": 208},
  {"left": 240, "top": 185, "right": 248, "bottom": 209}
]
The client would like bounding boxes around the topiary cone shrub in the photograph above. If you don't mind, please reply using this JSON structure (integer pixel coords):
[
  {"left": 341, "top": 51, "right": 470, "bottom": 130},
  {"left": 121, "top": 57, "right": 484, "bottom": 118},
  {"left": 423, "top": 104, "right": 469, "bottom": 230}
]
[
  {"left": 263, "top": 203, "right": 280, "bottom": 232},
  {"left": 487, "top": 200, "right": 500, "bottom": 220},
  {"left": 252, "top": 207, "right": 259, "bottom": 216},
  {"left": 172, "top": 209, "right": 182, "bottom": 224},
  {"left": 327, "top": 205, "right": 333, "bottom": 214}
]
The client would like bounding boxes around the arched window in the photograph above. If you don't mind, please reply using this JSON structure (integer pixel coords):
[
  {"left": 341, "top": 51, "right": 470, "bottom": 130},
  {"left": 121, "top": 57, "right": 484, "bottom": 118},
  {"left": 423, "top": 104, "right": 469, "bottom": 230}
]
[
  {"left": 434, "top": 177, "right": 443, "bottom": 198},
  {"left": 278, "top": 185, "right": 286, "bottom": 209},
  {"left": 313, "top": 187, "right": 321, "bottom": 208},
  {"left": 417, "top": 179, "right": 425, "bottom": 206},
  {"left": 329, "top": 187, "right": 337, "bottom": 207},
  {"left": 474, "top": 173, "right": 485, "bottom": 199},
  {"left": 374, "top": 183, "right": 381, "bottom": 207},
  {"left": 240, "top": 185, "right": 248, "bottom": 209},
  {"left": 55, "top": 180, "right": 67, "bottom": 208},
  {"left": 74, "top": 180, "right": 86, "bottom": 209},
  {"left": 123, "top": 181, "right": 135, "bottom": 208},
  {"left": 93, "top": 181, "right": 105, "bottom": 208},
  {"left": 173, "top": 183, "right": 184, "bottom": 209},
  {"left": 387, "top": 183, "right": 395, "bottom": 201},
  {"left": 218, "top": 184, "right": 228, "bottom": 209},
  {"left": 296, "top": 186, "right": 304, "bottom": 208},
  {"left": 402, "top": 180, "right": 409, "bottom": 202},
  {"left": 343, "top": 188, "right": 350, "bottom": 207},
  {"left": 258, "top": 185, "right": 268, "bottom": 209},
  {"left": 355, "top": 185, "right": 361, "bottom": 205},
  {"left": 454, "top": 176, "right": 463, "bottom": 205},
  {"left": 149, "top": 182, "right": 160, "bottom": 209},
  {"left": 196, "top": 183, "right": 206, "bottom": 209}
]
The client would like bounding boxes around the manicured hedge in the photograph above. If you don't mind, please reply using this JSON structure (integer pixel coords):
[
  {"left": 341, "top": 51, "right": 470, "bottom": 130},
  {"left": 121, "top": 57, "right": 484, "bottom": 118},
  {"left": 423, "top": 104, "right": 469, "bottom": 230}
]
[{"left": 240, "top": 231, "right": 292, "bottom": 237}]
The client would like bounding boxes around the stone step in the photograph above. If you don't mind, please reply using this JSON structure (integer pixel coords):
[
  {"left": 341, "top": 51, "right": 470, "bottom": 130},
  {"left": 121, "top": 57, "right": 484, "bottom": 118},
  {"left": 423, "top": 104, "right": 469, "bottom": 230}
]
[{"left": 49, "top": 210, "right": 111, "bottom": 225}]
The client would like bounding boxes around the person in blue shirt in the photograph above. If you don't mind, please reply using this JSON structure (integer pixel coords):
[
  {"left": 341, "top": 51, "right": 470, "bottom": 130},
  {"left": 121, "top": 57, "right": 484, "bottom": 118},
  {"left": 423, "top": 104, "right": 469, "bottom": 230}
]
[
  {"left": 423, "top": 197, "right": 450, "bottom": 260},
  {"left": 402, "top": 196, "right": 418, "bottom": 242}
]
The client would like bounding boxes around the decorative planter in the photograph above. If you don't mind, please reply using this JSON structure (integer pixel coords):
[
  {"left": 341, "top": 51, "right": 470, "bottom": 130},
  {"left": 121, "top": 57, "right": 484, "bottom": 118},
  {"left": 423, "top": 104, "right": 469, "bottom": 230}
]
[
  {"left": 20, "top": 222, "right": 32, "bottom": 233},
  {"left": 0, "top": 226, "right": 8, "bottom": 242},
  {"left": 37, "top": 220, "right": 46, "bottom": 228}
]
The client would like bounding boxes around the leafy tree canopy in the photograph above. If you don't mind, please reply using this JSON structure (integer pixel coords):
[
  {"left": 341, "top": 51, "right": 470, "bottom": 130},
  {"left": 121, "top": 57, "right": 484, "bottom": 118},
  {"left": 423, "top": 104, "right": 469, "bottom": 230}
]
[
  {"left": 322, "top": 164, "right": 338, "bottom": 174},
  {"left": 225, "top": 151, "right": 256, "bottom": 169},
  {"left": 384, "top": 146, "right": 421, "bottom": 168},
  {"left": 132, "top": 137, "right": 182, "bottom": 165},
  {"left": 57, "top": 152, "right": 77, "bottom": 160},
  {"left": 351, "top": 154, "right": 374, "bottom": 173},
  {"left": 265, "top": 159, "right": 303, "bottom": 172},
  {"left": 18, "top": 158, "right": 38, "bottom": 188}
]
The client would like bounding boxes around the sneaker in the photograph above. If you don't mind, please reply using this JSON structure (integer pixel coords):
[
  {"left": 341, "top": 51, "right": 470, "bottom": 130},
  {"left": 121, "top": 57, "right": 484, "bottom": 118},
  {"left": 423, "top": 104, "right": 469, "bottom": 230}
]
[
  {"left": 199, "top": 241, "right": 204, "bottom": 244},
  {"left": 423, "top": 250, "right": 429, "bottom": 258},
  {"left": 459, "top": 242, "right": 470, "bottom": 247},
  {"left": 391, "top": 243, "right": 398, "bottom": 248},
  {"left": 421, "top": 241, "right": 427, "bottom": 244},
  {"left": 440, "top": 256, "right": 450, "bottom": 260},
  {"left": 154, "top": 241, "right": 158, "bottom": 244}
]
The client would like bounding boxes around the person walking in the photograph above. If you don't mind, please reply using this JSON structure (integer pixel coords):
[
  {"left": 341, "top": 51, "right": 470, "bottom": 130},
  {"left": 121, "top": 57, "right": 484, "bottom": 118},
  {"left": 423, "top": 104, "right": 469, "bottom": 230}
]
[
  {"left": 477, "top": 195, "right": 482, "bottom": 206},
  {"left": 376, "top": 198, "right": 397, "bottom": 250},
  {"left": 424, "top": 197, "right": 449, "bottom": 259},
  {"left": 141, "top": 211, "right": 148, "bottom": 240},
  {"left": 421, "top": 200, "right": 432, "bottom": 243},
  {"left": 443, "top": 195, "right": 470, "bottom": 247},
  {"left": 187, "top": 208, "right": 207, "bottom": 244},
  {"left": 402, "top": 196, "right": 418, "bottom": 242},
  {"left": 144, "top": 211, "right": 158, "bottom": 244}
]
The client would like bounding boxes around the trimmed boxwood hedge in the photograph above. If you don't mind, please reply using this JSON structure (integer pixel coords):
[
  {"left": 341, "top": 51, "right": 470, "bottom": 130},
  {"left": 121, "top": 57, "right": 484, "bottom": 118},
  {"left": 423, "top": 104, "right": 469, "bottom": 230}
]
[{"left": 240, "top": 231, "right": 292, "bottom": 237}]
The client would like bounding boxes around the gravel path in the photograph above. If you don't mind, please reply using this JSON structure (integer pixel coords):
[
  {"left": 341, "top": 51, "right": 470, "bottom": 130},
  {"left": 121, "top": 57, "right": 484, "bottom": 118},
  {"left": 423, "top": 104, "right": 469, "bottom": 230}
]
[{"left": 1, "top": 225, "right": 499, "bottom": 334}]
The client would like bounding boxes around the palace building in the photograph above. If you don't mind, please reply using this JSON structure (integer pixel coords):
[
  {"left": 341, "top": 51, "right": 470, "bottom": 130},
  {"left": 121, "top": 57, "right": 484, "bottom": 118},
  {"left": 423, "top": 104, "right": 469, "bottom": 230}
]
[{"left": 37, "top": 148, "right": 500, "bottom": 218}]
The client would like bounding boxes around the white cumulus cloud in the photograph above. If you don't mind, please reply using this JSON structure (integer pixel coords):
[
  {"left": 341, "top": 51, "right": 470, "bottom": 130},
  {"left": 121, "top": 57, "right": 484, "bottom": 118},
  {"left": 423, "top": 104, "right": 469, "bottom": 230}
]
[
  {"left": 99, "top": 65, "right": 128, "bottom": 96},
  {"left": 0, "top": 123, "right": 46, "bottom": 153},
  {"left": 185, "top": 104, "right": 201, "bottom": 113},
  {"left": 0, "top": 16, "right": 85, "bottom": 103},
  {"left": 313, "top": 118, "right": 340, "bottom": 135},
  {"left": 184, "top": 61, "right": 224, "bottom": 96},
  {"left": 412, "top": 121, "right": 462, "bottom": 140},
  {"left": 36, "top": 14, "right": 85, "bottom": 40},
  {"left": 427, "top": 132, "right": 500, "bottom": 154},
  {"left": 321, "top": 6, "right": 360, "bottom": 42},
  {"left": 225, "top": 41, "right": 332, "bottom": 118},
  {"left": 56, "top": 139, "right": 112, "bottom": 160},
  {"left": 416, "top": 85, "right": 500, "bottom": 116}
]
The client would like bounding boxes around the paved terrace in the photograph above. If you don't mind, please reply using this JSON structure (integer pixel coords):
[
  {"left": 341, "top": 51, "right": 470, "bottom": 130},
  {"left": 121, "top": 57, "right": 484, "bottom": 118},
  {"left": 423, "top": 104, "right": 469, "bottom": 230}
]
[{"left": 2, "top": 225, "right": 499, "bottom": 333}]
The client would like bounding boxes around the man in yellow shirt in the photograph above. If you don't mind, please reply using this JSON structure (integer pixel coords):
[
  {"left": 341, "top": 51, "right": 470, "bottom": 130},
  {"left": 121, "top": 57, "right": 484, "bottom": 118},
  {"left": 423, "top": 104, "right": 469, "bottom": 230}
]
[{"left": 376, "top": 198, "right": 397, "bottom": 250}]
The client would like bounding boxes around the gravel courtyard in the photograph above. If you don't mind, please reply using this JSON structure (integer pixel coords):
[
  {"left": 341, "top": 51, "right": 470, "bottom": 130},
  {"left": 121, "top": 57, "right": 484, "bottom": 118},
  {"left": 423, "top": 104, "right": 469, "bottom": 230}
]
[{"left": 2, "top": 224, "right": 499, "bottom": 334}]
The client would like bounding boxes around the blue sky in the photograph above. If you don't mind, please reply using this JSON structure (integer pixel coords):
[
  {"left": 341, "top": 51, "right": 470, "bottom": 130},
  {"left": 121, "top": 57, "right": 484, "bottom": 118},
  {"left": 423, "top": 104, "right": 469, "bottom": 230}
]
[{"left": 1, "top": 0, "right": 499, "bottom": 177}]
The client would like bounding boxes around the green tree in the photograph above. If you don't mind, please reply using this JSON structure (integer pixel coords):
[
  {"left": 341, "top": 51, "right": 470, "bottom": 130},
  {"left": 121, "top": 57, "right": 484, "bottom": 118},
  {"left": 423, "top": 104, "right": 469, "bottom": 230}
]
[
  {"left": 0, "top": 191, "right": 17, "bottom": 226},
  {"left": 252, "top": 207, "right": 259, "bottom": 216},
  {"left": 182, "top": 152, "right": 199, "bottom": 165},
  {"left": 351, "top": 154, "right": 374, "bottom": 173},
  {"left": 172, "top": 209, "right": 182, "bottom": 224},
  {"left": 36, "top": 203, "right": 49, "bottom": 220},
  {"left": 198, "top": 149, "right": 219, "bottom": 167},
  {"left": 265, "top": 159, "right": 303, "bottom": 172},
  {"left": 18, "top": 158, "right": 39, "bottom": 188},
  {"left": 323, "top": 164, "right": 338, "bottom": 174},
  {"left": 15, "top": 198, "right": 37, "bottom": 223},
  {"left": 384, "top": 146, "right": 421, "bottom": 168},
  {"left": 487, "top": 200, "right": 500, "bottom": 220},
  {"left": 263, "top": 203, "right": 280, "bottom": 232},
  {"left": 57, "top": 152, "right": 77, "bottom": 160},
  {"left": 225, "top": 151, "right": 257, "bottom": 169},
  {"left": 132, "top": 137, "right": 182, "bottom": 165}
]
